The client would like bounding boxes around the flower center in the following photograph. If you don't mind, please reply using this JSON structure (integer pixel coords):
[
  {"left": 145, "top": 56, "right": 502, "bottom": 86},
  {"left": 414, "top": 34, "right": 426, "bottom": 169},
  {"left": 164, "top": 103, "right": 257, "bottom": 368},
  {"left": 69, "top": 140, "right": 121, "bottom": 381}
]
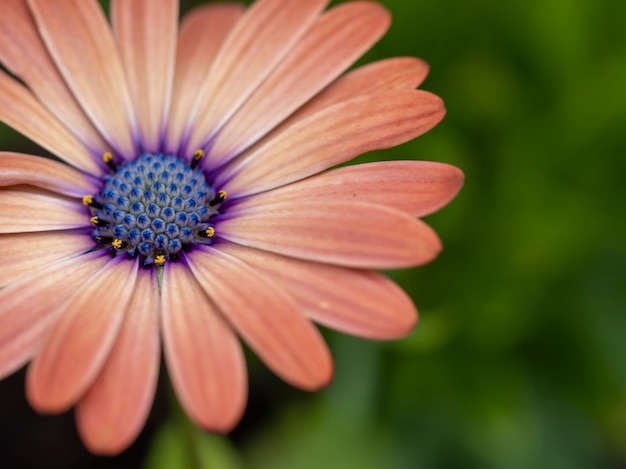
[{"left": 84, "top": 152, "right": 225, "bottom": 265}]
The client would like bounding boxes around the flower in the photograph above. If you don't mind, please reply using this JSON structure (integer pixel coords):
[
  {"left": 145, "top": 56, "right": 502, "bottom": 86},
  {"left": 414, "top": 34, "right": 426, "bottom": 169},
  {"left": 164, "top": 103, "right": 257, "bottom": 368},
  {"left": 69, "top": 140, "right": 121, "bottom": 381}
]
[{"left": 0, "top": 0, "right": 463, "bottom": 456}]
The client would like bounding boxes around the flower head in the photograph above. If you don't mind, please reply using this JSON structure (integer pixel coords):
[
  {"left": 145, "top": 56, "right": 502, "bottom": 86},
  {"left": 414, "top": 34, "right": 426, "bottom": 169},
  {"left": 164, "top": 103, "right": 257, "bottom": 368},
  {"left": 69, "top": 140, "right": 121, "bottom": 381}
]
[{"left": 0, "top": 0, "right": 462, "bottom": 455}]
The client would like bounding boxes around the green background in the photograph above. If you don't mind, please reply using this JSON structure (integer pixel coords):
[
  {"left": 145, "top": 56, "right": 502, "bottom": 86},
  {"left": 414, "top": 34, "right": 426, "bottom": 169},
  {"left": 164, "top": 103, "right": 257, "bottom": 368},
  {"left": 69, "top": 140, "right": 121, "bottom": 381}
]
[{"left": 1, "top": 0, "right": 624, "bottom": 467}]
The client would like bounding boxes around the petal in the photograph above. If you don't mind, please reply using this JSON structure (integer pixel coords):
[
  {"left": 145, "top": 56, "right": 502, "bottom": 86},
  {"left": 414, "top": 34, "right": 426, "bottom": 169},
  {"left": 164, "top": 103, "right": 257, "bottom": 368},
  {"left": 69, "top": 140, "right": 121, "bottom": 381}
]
[
  {"left": 187, "top": 247, "right": 333, "bottom": 391},
  {"left": 0, "top": 251, "right": 109, "bottom": 380},
  {"left": 0, "top": 0, "right": 110, "bottom": 155},
  {"left": 0, "top": 71, "right": 102, "bottom": 175},
  {"left": 217, "top": 200, "right": 442, "bottom": 269},
  {"left": 0, "top": 152, "right": 99, "bottom": 197},
  {"left": 0, "top": 189, "right": 87, "bottom": 233},
  {"left": 111, "top": 0, "right": 178, "bottom": 152},
  {"left": 0, "top": 230, "right": 93, "bottom": 287},
  {"left": 244, "top": 57, "right": 431, "bottom": 153},
  {"left": 207, "top": 2, "right": 391, "bottom": 167},
  {"left": 165, "top": 3, "right": 245, "bottom": 153},
  {"left": 219, "top": 243, "right": 417, "bottom": 340},
  {"left": 76, "top": 268, "right": 160, "bottom": 456},
  {"left": 161, "top": 261, "right": 247, "bottom": 432},
  {"left": 28, "top": 0, "right": 137, "bottom": 158},
  {"left": 26, "top": 256, "right": 139, "bottom": 413},
  {"left": 218, "top": 90, "right": 446, "bottom": 197},
  {"left": 235, "top": 161, "right": 465, "bottom": 218},
  {"left": 287, "top": 57, "right": 431, "bottom": 123},
  {"left": 183, "top": 0, "right": 329, "bottom": 154}
]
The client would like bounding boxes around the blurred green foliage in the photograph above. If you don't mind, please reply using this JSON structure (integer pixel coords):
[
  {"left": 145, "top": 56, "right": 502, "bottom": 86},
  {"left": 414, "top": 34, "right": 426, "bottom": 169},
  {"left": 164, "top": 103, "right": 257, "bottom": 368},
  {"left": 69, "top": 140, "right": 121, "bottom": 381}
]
[
  {"left": 227, "top": 0, "right": 625, "bottom": 467},
  {"left": 2, "top": 0, "right": 624, "bottom": 467}
]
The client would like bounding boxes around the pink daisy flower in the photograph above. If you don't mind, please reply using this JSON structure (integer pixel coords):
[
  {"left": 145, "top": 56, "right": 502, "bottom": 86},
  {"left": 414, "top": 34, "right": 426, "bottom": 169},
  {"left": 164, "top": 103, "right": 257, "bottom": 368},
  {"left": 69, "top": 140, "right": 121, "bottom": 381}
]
[{"left": 0, "top": 0, "right": 463, "bottom": 455}]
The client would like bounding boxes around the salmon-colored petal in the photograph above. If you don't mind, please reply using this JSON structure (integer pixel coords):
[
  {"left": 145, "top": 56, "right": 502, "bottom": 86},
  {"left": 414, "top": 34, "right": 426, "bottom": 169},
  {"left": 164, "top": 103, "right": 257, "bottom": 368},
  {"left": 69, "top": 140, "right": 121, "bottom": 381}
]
[
  {"left": 162, "top": 261, "right": 247, "bottom": 432},
  {"left": 0, "top": 71, "right": 102, "bottom": 175},
  {"left": 0, "top": 230, "right": 93, "bottom": 287},
  {"left": 0, "top": 152, "right": 99, "bottom": 197},
  {"left": 217, "top": 201, "right": 442, "bottom": 269},
  {"left": 76, "top": 268, "right": 160, "bottom": 456},
  {"left": 219, "top": 243, "right": 417, "bottom": 339},
  {"left": 26, "top": 257, "right": 138, "bottom": 413},
  {"left": 111, "top": 0, "right": 178, "bottom": 152},
  {"left": 0, "top": 189, "right": 87, "bottom": 233},
  {"left": 207, "top": 2, "right": 391, "bottom": 167},
  {"left": 289, "top": 57, "right": 430, "bottom": 123},
  {"left": 0, "top": 251, "right": 109, "bottom": 380},
  {"left": 235, "top": 161, "right": 464, "bottom": 218},
  {"left": 0, "top": 0, "right": 110, "bottom": 156},
  {"left": 165, "top": 3, "right": 245, "bottom": 153},
  {"left": 183, "top": 0, "right": 329, "bottom": 154},
  {"left": 28, "top": 0, "right": 137, "bottom": 159},
  {"left": 247, "top": 57, "right": 431, "bottom": 153},
  {"left": 218, "top": 90, "right": 445, "bottom": 197},
  {"left": 187, "top": 247, "right": 333, "bottom": 391}
]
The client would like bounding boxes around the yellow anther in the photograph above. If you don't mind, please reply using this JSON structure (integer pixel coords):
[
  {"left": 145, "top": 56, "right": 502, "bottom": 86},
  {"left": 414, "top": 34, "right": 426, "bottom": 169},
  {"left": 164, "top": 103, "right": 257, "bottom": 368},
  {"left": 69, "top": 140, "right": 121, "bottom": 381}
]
[
  {"left": 154, "top": 254, "right": 166, "bottom": 266},
  {"left": 112, "top": 239, "right": 124, "bottom": 249},
  {"left": 83, "top": 194, "right": 103, "bottom": 209},
  {"left": 209, "top": 190, "right": 227, "bottom": 206},
  {"left": 191, "top": 149, "right": 204, "bottom": 169},
  {"left": 205, "top": 227, "right": 216, "bottom": 238},
  {"left": 91, "top": 216, "right": 108, "bottom": 227},
  {"left": 102, "top": 151, "right": 118, "bottom": 172}
]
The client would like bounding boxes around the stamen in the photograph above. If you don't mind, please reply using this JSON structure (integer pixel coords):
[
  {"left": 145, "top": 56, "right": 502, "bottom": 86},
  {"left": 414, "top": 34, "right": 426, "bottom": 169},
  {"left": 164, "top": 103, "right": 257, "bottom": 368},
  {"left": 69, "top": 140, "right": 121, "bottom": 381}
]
[
  {"left": 209, "top": 190, "right": 227, "bottom": 206},
  {"left": 82, "top": 194, "right": 103, "bottom": 209},
  {"left": 198, "top": 226, "right": 216, "bottom": 238},
  {"left": 95, "top": 236, "right": 113, "bottom": 245},
  {"left": 154, "top": 253, "right": 166, "bottom": 266},
  {"left": 190, "top": 149, "right": 204, "bottom": 169},
  {"left": 103, "top": 152, "right": 118, "bottom": 172},
  {"left": 90, "top": 216, "right": 109, "bottom": 227},
  {"left": 112, "top": 239, "right": 128, "bottom": 250}
]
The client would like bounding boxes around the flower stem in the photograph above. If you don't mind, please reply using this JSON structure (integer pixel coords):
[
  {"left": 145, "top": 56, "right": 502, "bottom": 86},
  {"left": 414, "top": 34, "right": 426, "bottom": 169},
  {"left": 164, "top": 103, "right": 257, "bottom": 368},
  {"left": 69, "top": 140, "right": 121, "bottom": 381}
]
[
  {"left": 160, "top": 373, "right": 243, "bottom": 469},
  {"left": 166, "top": 375, "right": 206, "bottom": 469}
]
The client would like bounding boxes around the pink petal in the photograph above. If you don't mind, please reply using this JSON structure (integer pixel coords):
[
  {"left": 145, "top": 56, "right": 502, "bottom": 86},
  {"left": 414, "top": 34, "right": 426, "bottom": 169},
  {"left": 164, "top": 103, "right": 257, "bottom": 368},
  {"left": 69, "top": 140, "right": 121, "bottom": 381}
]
[
  {"left": 0, "top": 152, "right": 99, "bottom": 197},
  {"left": 26, "top": 257, "right": 138, "bottom": 413},
  {"left": 187, "top": 247, "right": 333, "bottom": 391},
  {"left": 76, "top": 268, "right": 160, "bottom": 456},
  {"left": 161, "top": 261, "right": 247, "bottom": 432},
  {"left": 182, "top": 0, "right": 329, "bottom": 154},
  {"left": 165, "top": 3, "right": 245, "bottom": 153},
  {"left": 0, "top": 189, "right": 87, "bottom": 233},
  {"left": 235, "top": 161, "right": 464, "bottom": 218},
  {"left": 111, "top": 0, "right": 178, "bottom": 152},
  {"left": 0, "top": 71, "right": 102, "bottom": 175},
  {"left": 0, "top": 0, "right": 109, "bottom": 156},
  {"left": 247, "top": 57, "right": 431, "bottom": 151},
  {"left": 218, "top": 90, "right": 446, "bottom": 197},
  {"left": 218, "top": 243, "right": 417, "bottom": 340},
  {"left": 288, "top": 57, "right": 431, "bottom": 123},
  {"left": 207, "top": 2, "right": 391, "bottom": 167},
  {"left": 0, "top": 230, "right": 93, "bottom": 287},
  {"left": 0, "top": 251, "right": 109, "bottom": 381},
  {"left": 217, "top": 200, "right": 442, "bottom": 269},
  {"left": 28, "top": 0, "right": 137, "bottom": 159}
]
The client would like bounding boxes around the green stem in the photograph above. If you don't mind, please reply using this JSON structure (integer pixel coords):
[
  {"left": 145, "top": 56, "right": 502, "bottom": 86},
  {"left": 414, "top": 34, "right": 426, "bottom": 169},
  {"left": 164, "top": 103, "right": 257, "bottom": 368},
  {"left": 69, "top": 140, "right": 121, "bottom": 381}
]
[{"left": 166, "top": 375, "right": 206, "bottom": 469}]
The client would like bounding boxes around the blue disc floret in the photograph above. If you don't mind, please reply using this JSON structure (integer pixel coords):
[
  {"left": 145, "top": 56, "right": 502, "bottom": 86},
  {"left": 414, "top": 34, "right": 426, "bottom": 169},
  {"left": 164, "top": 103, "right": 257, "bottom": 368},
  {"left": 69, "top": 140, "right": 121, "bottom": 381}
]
[{"left": 85, "top": 152, "right": 224, "bottom": 265}]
